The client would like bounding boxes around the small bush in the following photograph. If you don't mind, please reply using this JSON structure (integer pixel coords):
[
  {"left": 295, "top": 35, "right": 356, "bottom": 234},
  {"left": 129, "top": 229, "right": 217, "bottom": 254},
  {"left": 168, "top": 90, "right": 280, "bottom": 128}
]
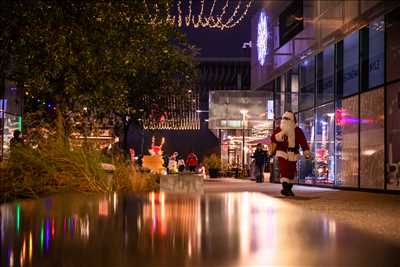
[{"left": 203, "top": 154, "right": 222, "bottom": 171}]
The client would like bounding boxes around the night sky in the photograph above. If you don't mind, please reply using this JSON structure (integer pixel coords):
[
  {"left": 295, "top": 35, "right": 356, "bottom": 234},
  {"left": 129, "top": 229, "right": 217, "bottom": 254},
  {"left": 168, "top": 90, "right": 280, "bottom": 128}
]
[{"left": 179, "top": 1, "right": 261, "bottom": 58}]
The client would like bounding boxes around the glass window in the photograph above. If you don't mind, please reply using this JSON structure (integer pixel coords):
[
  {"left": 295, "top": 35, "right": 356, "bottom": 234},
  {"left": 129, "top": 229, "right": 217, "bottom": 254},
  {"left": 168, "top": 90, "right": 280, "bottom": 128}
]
[
  {"left": 290, "top": 71, "right": 299, "bottom": 113},
  {"left": 368, "top": 17, "right": 385, "bottom": 88},
  {"left": 298, "top": 109, "right": 315, "bottom": 184},
  {"left": 314, "top": 103, "right": 335, "bottom": 185},
  {"left": 387, "top": 7, "right": 400, "bottom": 82},
  {"left": 335, "top": 95, "right": 359, "bottom": 187},
  {"left": 387, "top": 82, "right": 400, "bottom": 190},
  {"left": 316, "top": 45, "right": 334, "bottom": 105},
  {"left": 299, "top": 57, "right": 315, "bottom": 111},
  {"left": 360, "top": 87, "right": 384, "bottom": 189},
  {"left": 284, "top": 69, "right": 299, "bottom": 113},
  {"left": 280, "top": 74, "right": 286, "bottom": 114},
  {"left": 343, "top": 31, "right": 359, "bottom": 96},
  {"left": 274, "top": 77, "right": 282, "bottom": 118}
]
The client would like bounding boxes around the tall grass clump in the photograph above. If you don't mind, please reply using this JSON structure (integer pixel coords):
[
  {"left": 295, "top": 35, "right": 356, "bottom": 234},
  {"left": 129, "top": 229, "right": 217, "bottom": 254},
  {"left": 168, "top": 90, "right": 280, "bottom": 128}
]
[{"left": 0, "top": 113, "right": 159, "bottom": 202}]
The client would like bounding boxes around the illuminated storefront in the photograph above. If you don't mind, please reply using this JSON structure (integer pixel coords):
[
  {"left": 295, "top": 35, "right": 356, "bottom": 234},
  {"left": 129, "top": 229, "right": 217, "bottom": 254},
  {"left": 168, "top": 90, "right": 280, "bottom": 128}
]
[
  {"left": 252, "top": 1, "right": 400, "bottom": 191},
  {"left": 208, "top": 90, "right": 274, "bottom": 171}
]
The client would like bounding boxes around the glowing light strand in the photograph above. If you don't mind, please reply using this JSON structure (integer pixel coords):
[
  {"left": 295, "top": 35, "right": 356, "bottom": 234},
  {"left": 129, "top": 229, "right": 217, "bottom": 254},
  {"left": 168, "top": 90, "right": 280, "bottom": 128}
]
[
  {"left": 221, "top": 0, "right": 242, "bottom": 30},
  {"left": 204, "top": 0, "right": 218, "bottom": 27},
  {"left": 177, "top": 0, "right": 183, "bottom": 27},
  {"left": 185, "top": 0, "right": 192, "bottom": 27},
  {"left": 224, "top": 0, "right": 253, "bottom": 29},
  {"left": 192, "top": 0, "right": 205, "bottom": 28},
  {"left": 145, "top": 0, "right": 252, "bottom": 30},
  {"left": 211, "top": 0, "right": 230, "bottom": 29}
]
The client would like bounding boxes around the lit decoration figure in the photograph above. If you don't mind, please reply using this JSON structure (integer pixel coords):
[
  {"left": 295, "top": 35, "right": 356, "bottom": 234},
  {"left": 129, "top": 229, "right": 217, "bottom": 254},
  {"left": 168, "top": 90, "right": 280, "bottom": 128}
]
[
  {"left": 149, "top": 136, "right": 165, "bottom": 156},
  {"left": 143, "top": 136, "right": 166, "bottom": 174},
  {"left": 257, "top": 11, "right": 268, "bottom": 66},
  {"left": 145, "top": 0, "right": 253, "bottom": 30}
]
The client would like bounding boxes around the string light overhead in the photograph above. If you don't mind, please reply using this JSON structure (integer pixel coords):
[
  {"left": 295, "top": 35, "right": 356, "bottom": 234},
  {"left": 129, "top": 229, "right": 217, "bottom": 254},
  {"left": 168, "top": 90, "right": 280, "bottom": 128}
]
[
  {"left": 145, "top": 0, "right": 253, "bottom": 30},
  {"left": 143, "top": 94, "right": 200, "bottom": 131}
]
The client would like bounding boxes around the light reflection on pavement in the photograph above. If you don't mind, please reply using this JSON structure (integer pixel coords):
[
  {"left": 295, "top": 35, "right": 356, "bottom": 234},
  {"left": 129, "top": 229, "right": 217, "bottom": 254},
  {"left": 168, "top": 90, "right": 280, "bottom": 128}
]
[{"left": 0, "top": 192, "right": 399, "bottom": 266}]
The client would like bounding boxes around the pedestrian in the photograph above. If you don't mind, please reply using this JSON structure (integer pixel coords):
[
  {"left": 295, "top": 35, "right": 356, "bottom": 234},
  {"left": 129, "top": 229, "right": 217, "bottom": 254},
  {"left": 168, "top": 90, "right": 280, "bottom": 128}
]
[
  {"left": 10, "top": 129, "right": 23, "bottom": 152},
  {"left": 271, "top": 111, "right": 312, "bottom": 196},
  {"left": 168, "top": 152, "right": 178, "bottom": 174},
  {"left": 177, "top": 156, "right": 185, "bottom": 173},
  {"left": 186, "top": 151, "right": 198, "bottom": 172},
  {"left": 251, "top": 143, "right": 268, "bottom": 183}
]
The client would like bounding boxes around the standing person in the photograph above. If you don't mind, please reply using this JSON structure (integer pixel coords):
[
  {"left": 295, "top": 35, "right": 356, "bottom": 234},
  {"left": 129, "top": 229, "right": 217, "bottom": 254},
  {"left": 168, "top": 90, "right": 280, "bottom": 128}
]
[
  {"left": 10, "top": 129, "right": 23, "bottom": 151},
  {"left": 168, "top": 152, "right": 178, "bottom": 174},
  {"left": 186, "top": 151, "right": 198, "bottom": 172},
  {"left": 271, "top": 111, "right": 312, "bottom": 196},
  {"left": 251, "top": 143, "right": 268, "bottom": 183},
  {"left": 177, "top": 156, "right": 186, "bottom": 173}
]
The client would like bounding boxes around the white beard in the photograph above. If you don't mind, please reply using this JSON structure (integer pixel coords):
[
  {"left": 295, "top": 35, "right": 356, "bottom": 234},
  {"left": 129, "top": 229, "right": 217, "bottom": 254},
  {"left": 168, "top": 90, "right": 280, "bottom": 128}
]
[{"left": 280, "top": 119, "right": 296, "bottom": 148}]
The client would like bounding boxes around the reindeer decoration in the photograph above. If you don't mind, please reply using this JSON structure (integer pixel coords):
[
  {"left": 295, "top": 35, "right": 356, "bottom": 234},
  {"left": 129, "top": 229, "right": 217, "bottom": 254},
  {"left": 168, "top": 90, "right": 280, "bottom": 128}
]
[{"left": 149, "top": 136, "right": 165, "bottom": 156}]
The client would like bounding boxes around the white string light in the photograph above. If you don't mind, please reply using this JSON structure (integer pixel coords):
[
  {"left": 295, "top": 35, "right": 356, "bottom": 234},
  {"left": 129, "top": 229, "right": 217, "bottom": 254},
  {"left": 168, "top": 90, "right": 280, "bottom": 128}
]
[
  {"left": 203, "top": 0, "right": 217, "bottom": 27},
  {"left": 208, "top": 0, "right": 229, "bottom": 29},
  {"left": 144, "top": 0, "right": 253, "bottom": 30},
  {"left": 185, "top": 0, "right": 192, "bottom": 27},
  {"left": 220, "top": 0, "right": 242, "bottom": 30}
]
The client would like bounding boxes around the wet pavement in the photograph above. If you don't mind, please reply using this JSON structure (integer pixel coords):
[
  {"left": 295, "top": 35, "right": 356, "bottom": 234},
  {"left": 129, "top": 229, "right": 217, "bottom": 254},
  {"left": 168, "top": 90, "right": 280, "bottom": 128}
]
[
  {"left": 1, "top": 192, "right": 400, "bottom": 267},
  {"left": 205, "top": 179, "right": 400, "bottom": 245}
]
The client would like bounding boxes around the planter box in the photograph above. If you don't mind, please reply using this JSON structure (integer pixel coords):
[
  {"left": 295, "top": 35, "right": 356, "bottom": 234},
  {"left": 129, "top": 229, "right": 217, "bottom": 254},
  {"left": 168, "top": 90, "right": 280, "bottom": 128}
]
[
  {"left": 160, "top": 174, "right": 204, "bottom": 193},
  {"left": 208, "top": 169, "right": 220, "bottom": 178}
]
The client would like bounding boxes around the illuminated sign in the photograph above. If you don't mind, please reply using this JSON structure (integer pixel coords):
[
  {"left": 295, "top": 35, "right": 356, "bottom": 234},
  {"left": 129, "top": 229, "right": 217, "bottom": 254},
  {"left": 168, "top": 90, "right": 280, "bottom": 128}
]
[{"left": 257, "top": 11, "right": 268, "bottom": 66}]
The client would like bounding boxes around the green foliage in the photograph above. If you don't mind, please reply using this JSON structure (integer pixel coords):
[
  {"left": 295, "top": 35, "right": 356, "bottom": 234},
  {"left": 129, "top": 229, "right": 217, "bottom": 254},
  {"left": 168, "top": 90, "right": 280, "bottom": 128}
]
[
  {"left": 0, "top": 113, "right": 159, "bottom": 202},
  {"left": 1, "top": 137, "right": 109, "bottom": 201},
  {"left": 131, "top": 171, "right": 160, "bottom": 193},
  {"left": 111, "top": 162, "right": 160, "bottom": 193},
  {"left": 0, "top": 1, "right": 194, "bottom": 200},
  {"left": 0, "top": 0, "right": 197, "bottom": 127},
  {"left": 203, "top": 154, "right": 222, "bottom": 171},
  {"left": 0, "top": 145, "right": 159, "bottom": 202}
]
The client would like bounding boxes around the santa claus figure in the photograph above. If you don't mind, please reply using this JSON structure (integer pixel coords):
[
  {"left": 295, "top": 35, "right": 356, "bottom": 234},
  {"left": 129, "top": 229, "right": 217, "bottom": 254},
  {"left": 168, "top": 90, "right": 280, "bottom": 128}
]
[{"left": 271, "top": 111, "right": 312, "bottom": 196}]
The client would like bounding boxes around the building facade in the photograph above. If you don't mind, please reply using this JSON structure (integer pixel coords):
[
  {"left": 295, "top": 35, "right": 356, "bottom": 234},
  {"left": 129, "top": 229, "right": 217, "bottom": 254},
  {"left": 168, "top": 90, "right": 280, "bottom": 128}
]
[{"left": 252, "top": 0, "right": 400, "bottom": 191}]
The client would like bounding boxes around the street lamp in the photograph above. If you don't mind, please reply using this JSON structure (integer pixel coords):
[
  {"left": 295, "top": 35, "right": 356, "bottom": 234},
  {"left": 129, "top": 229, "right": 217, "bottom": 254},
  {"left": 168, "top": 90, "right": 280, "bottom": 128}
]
[{"left": 240, "top": 109, "right": 248, "bottom": 172}]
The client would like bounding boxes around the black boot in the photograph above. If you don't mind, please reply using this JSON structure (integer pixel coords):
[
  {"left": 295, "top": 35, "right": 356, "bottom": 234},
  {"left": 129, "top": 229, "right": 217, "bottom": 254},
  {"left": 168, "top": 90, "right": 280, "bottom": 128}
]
[
  {"left": 281, "top": 182, "right": 290, "bottom": 196},
  {"left": 288, "top": 183, "right": 295, "bottom": 196}
]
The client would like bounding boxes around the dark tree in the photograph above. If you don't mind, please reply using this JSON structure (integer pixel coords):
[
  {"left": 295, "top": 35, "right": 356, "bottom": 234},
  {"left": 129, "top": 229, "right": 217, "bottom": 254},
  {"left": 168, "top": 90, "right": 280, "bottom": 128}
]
[{"left": 0, "top": 0, "right": 197, "bottom": 151}]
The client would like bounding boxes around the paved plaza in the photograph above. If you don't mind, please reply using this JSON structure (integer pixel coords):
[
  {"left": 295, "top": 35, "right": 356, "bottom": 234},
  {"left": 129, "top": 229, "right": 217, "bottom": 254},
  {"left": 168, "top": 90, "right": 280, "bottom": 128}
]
[{"left": 205, "top": 178, "right": 400, "bottom": 246}]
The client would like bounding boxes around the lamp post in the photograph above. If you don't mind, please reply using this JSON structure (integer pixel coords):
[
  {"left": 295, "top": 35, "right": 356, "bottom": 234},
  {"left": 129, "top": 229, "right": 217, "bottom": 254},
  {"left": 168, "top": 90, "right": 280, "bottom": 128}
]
[{"left": 240, "top": 109, "right": 248, "bottom": 173}]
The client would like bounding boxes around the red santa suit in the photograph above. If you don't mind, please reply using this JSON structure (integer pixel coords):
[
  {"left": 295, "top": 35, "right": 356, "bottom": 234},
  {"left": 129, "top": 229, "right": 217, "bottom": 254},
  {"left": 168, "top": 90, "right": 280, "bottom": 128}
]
[{"left": 271, "top": 112, "right": 311, "bottom": 184}]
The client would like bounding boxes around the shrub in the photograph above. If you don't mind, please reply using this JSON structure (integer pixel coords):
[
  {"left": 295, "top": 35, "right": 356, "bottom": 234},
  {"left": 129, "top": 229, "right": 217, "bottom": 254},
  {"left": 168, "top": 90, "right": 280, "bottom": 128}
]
[
  {"left": 0, "top": 114, "right": 159, "bottom": 201},
  {"left": 203, "top": 154, "right": 221, "bottom": 178},
  {"left": 203, "top": 154, "right": 221, "bottom": 171}
]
